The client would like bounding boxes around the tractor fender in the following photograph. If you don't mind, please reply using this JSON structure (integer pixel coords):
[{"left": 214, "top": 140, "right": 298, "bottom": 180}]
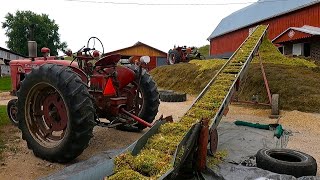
[
  {"left": 116, "top": 66, "right": 135, "bottom": 89},
  {"left": 68, "top": 66, "right": 89, "bottom": 84}
]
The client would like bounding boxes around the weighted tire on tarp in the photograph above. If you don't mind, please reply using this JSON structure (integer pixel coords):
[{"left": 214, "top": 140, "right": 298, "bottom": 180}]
[{"left": 256, "top": 148, "right": 317, "bottom": 177}]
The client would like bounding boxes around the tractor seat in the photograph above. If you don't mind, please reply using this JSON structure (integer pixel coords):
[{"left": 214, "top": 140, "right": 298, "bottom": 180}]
[{"left": 95, "top": 54, "right": 121, "bottom": 66}]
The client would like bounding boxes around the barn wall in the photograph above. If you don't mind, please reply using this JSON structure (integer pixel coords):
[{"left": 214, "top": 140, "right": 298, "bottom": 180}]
[
  {"left": 112, "top": 46, "right": 166, "bottom": 57},
  {"left": 210, "top": 3, "right": 320, "bottom": 56}
]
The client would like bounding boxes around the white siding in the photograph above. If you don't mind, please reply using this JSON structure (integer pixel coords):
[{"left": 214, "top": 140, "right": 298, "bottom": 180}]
[{"left": 0, "top": 65, "right": 10, "bottom": 76}]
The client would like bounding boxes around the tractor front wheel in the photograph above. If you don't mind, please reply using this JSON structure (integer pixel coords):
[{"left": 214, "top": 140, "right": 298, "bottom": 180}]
[
  {"left": 17, "top": 64, "right": 95, "bottom": 163},
  {"left": 7, "top": 99, "right": 18, "bottom": 126}
]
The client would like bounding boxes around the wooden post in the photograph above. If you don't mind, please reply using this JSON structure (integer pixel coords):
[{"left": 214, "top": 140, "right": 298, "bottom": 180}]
[{"left": 197, "top": 118, "right": 209, "bottom": 171}]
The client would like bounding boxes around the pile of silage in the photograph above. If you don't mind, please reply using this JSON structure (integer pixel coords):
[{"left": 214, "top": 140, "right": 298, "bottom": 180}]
[
  {"left": 251, "top": 36, "right": 317, "bottom": 68},
  {"left": 150, "top": 60, "right": 226, "bottom": 94},
  {"left": 106, "top": 25, "right": 268, "bottom": 179}
]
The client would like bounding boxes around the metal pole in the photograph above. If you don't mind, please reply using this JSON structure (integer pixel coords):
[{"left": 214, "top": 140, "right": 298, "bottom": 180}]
[
  {"left": 120, "top": 108, "right": 152, "bottom": 128},
  {"left": 258, "top": 53, "right": 272, "bottom": 104}
]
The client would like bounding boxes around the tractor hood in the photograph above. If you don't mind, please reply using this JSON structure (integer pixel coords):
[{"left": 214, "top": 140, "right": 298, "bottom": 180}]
[{"left": 9, "top": 58, "right": 78, "bottom": 72}]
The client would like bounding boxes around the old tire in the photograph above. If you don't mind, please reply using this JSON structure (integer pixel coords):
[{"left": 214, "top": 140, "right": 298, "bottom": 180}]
[
  {"left": 118, "top": 66, "right": 160, "bottom": 131},
  {"left": 256, "top": 148, "right": 317, "bottom": 177},
  {"left": 271, "top": 94, "right": 279, "bottom": 115},
  {"left": 160, "top": 92, "right": 187, "bottom": 102},
  {"left": 7, "top": 99, "right": 18, "bottom": 126},
  {"left": 167, "top": 49, "right": 181, "bottom": 65},
  {"left": 17, "top": 64, "right": 95, "bottom": 163},
  {"left": 158, "top": 90, "right": 174, "bottom": 94}
]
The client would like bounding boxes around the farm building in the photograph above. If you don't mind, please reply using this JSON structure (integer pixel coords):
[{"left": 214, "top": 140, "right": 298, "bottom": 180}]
[
  {"left": 208, "top": 0, "right": 320, "bottom": 60},
  {"left": 0, "top": 47, "right": 26, "bottom": 76},
  {"left": 105, "top": 42, "right": 167, "bottom": 71}
]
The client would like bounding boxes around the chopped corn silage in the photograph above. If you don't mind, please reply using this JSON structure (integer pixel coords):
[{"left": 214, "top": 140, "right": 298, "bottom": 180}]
[{"left": 107, "top": 25, "right": 268, "bottom": 179}]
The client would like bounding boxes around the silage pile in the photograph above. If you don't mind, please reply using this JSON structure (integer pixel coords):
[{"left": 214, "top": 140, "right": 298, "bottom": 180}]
[
  {"left": 251, "top": 36, "right": 317, "bottom": 68},
  {"left": 106, "top": 25, "right": 268, "bottom": 179}
]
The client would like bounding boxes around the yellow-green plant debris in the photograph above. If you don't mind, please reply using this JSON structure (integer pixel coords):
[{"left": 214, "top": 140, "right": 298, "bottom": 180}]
[
  {"left": 107, "top": 25, "right": 267, "bottom": 179},
  {"left": 252, "top": 36, "right": 317, "bottom": 68},
  {"left": 106, "top": 169, "right": 148, "bottom": 180},
  {"left": 144, "top": 134, "right": 183, "bottom": 155},
  {"left": 207, "top": 150, "right": 228, "bottom": 168},
  {"left": 189, "top": 59, "right": 226, "bottom": 71}
]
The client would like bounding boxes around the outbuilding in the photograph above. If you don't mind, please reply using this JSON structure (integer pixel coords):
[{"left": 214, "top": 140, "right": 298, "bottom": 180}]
[
  {"left": 0, "top": 47, "right": 26, "bottom": 76},
  {"left": 105, "top": 42, "right": 167, "bottom": 71},
  {"left": 208, "top": 0, "right": 320, "bottom": 60}
]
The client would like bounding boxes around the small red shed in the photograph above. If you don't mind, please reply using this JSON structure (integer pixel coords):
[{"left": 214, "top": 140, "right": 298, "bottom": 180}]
[{"left": 105, "top": 42, "right": 167, "bottom": 71}]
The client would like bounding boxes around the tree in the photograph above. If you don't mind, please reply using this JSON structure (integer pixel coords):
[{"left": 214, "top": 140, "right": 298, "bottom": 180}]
[
  {"left": 2, "top": 10, "right": 67, "bottom": 56},
  {"left": 198, "top": 45, "right": 210, "bottom": 57}
]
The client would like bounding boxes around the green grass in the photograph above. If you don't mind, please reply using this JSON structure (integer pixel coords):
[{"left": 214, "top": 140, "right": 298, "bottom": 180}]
[
  {"left": 0, "top": 105, "right": 10, "bottom": 161},
  {"left": 198, "top": 44, "right": 210, "bottom": 57},
  {"left": 0, "top": 106, "right": 10, "bottom": 126},
  {"left": 0, "top": 77, "right": 12, "bottom": 92}
]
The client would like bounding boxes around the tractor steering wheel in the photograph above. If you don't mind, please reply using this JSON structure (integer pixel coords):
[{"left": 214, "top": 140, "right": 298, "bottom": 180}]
[{"left": 87, "top": 37, "right": 105, "bottom": 58}]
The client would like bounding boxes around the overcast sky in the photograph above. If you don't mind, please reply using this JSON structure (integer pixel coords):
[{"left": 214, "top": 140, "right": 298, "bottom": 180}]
[{"left": 0, "top": 0, "right": 253, "bottom": 54}]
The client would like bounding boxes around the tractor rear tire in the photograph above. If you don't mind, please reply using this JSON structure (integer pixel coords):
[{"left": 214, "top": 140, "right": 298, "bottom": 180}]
[
  {"left": 118, "top": 65, "right": 160, "bottom": 131},
  {"left": 167, "top": 50, "right": 181, "bottom": 65},
  {"left": 17, "top": 64, "right": 95, "bottom": 163}
]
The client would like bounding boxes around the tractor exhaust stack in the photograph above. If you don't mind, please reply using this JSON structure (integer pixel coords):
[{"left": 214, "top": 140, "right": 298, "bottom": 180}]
[{"left": 28, "top": 41, "right": 37, "bottom": 59}]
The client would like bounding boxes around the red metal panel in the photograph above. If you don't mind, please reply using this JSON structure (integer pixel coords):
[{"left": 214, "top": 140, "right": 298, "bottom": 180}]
[
  {"left": 148, "top": 56, "right": 157, "bottom": 70},
  {"left": 273, "top": 30, "right": 313, "bottom": 44},
  {"left": 210, "top": 3, "right": 320, "bottom": 56}
]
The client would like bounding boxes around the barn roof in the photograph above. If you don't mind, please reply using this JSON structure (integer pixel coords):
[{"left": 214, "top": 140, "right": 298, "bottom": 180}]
[
  {"left": 105, "top": 41, "right": 167, "bottom": 57},
  {"left": 0, "top": 46, "right": 27, "bottom": 58},
  {"left": 207, "top": 0, "right": 320, "bottom": 40},
  {"left": 272, "top": 25, "right": 320, "bottom": 43}
]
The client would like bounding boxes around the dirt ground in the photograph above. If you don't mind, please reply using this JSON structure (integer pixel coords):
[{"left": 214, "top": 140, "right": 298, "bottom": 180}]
[{"left": 0, "top": 94, "right": 319, "bottom": 179}]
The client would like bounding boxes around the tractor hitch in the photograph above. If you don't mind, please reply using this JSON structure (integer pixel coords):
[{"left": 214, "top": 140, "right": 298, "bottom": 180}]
[{"left": 120, "top": 108, "right": 153, "bottom": 128}]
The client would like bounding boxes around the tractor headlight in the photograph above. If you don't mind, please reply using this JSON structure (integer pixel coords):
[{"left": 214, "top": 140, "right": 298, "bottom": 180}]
[{"left": 140, "top": 56, "right": 150, "bottom": 64}]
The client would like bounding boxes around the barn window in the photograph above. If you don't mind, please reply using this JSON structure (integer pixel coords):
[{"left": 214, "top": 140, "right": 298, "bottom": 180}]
[{"left": 293, "top": 43, "right": 303, "bottom": 56}]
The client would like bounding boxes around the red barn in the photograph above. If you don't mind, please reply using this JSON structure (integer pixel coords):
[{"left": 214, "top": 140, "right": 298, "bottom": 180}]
[
  {"left": 105, "top": 42, "right": 167, "bottom": 71},
  {"left": 208, "top": 0, "right": 320, "bottom": 60}
]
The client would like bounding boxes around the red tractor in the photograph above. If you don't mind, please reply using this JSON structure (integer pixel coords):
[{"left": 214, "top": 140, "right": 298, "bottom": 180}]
[
  {"left": 6, "top": 37, "right": 160, "bottom": 162},
  {"left": 167, "top": 46, "right": 205, "bottom": 65}
]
